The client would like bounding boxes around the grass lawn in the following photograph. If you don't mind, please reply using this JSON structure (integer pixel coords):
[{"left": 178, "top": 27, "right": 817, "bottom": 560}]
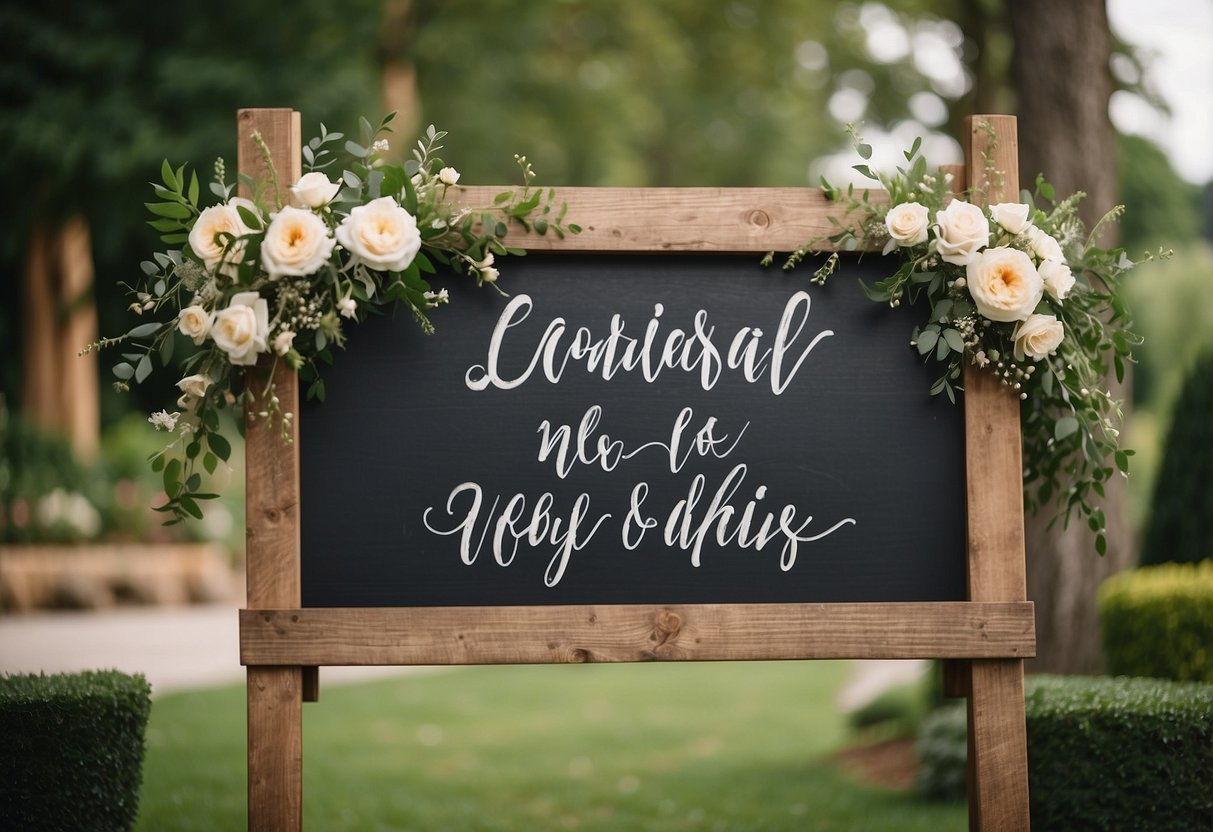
[{"left": 136, "top": 661, "right": 966, "bottom": 831}]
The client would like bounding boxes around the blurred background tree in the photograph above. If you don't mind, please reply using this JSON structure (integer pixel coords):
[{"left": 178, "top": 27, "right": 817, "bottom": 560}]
[{"left": 0, "top": 0, "right": 1207, "bottom": 668}]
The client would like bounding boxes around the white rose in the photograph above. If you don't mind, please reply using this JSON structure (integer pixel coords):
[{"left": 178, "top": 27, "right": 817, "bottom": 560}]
[
  {"left": 989, "top": 203, "right": 1031, "bottom": 234},
  {"left": 885, "top": 202, "right": 930, "bottom": 247},
  {"left": 177, "top": 305, "right": 213, "bottom": 345},
  {"left": 260, "top": 206, "right": 337, "bottom": 280},
  {"left": 335, "top": 196, "right": 422, "bottom": 272},
  {"left": 438, "top": 167, "right": 460, "bottom": 186},
  {"left": 1026, "top": 226, "right": 1064, "bottom": 262},
  {"left": 273, "top": 330, "right": 296, "bottom": 356},
  {"left": 965, "top": 246, "right": 1044, "bottom": 322},
  {"left": 934, "top": 199, "right": 990, "bottom": 266},
  {"left": 175, "top": 374, "right": 212, "bottom": 398},
  {"left": 211, "top": 291, "right": 269, "bottom": 366},
  {"left": 289, "top": 172, "right": 341, "bottom": 208},
  {"left": 188, "top": 198, "right": 258, "bottom": 277},
  {"left": 1013, "top": 313, "right": 1064, "bottom": 361},
  {"left": 1039, "top": 259, "right": 1075, "bottom": 301},
  {"left": 338, "top": 297, "right": 357, "bottom": 319}
]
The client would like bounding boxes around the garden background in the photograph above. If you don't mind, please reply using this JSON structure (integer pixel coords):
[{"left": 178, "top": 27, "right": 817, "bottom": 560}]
[{"left": 1, "top": 1, "right": 1210, "bottom": 829}]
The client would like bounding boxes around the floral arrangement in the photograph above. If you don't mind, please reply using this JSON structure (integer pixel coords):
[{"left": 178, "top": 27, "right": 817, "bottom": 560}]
[
  {"left": 773, "top": 128, "right": 1153, "bottom": 556},
  {"left": 85, "top": 114, "right": 577, "bottom": 523}
]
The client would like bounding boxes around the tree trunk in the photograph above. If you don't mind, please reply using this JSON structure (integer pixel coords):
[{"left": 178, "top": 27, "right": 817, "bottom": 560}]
[
  {"left": 1009, "top": 0, "right": 1130, "bottom": 674},
  {"left": 20, "top": 215, "right": 100, "bottom": 461},
  {"left": 380, "top": 0, "right": 420, "bottom": 139}
]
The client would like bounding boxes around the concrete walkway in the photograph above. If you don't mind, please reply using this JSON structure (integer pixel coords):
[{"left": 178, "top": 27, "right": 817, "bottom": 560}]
[{"left": 0, "top": 604, "right": 420, "bottom": 697}]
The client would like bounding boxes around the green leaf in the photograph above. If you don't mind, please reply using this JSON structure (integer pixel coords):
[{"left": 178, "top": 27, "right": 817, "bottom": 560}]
[
  {"left": 1054, "top": 416, "right": 1079, "bottom": 441},
  {"left": 146, "top": 201, "right": 191, "bottom": 219},
  {"left": 568, "top": 224, "right": 582, "bottom": 234},
  {"left": 857, "top": 143, "right": 873, "bottom": 160},
  {"left": 917, "top": 329, "right": 939, "bottom": 355},
  {"left": 135, "top": 354, "right": 153, "bottom": 384},
  {"left": 161, "top": 159, "right": 178, "bottom": 190},
  {"left": 209, "top": 432, "right": 232, "bottom": 462},
  {"left": 163, "top": 458, "right": 182, "bottom": 497},
  {"left": 236, "top": 205, "right": 262, "bottom": 230},
  {"left": 113, "top": 362, "right": 134, "bottom": 380},
  {"left": 188, "top": 170, "right": 199, "bottom": 206},
  {"left": 179, "top": 496, "right": 204, "bottom": 520},
  {"left": 203, "top": 452, "right": 218, "bottom": 475},
  {"left": 494, "top": 191, "right": 513, "bottom": 205},
  {"left": 1114, "top": 450, "right": 1130, "bottom": 473},
  {"left": 943, "top": 328, "right": 965, "bottom": 353}
]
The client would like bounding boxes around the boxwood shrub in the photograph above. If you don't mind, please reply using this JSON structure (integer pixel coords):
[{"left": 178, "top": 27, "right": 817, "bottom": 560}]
[
  {"left": 0, "top": 670, "right": 152, "bottom": 832},
  {"left": 916, "top": 675, "right": 1213, "bottom": 831},
  {"left": 1098, "top": 561, "right": 1213, "bottom": 682}
]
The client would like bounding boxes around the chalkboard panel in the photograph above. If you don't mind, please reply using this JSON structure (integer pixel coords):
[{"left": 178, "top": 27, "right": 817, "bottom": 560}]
[{"left": 300, "top": 254, "right": 966, "bottom": 606}]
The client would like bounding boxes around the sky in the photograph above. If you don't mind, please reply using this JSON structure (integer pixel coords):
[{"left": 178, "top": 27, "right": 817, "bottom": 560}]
[{"left": 1108, "top": 0, "right": 1213, "bottom": 184}]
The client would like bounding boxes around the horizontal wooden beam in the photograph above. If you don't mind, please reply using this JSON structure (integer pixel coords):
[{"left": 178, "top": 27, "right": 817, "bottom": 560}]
[
  {"left": 454, "top": 186, "right": 885, "bottom": 253},
  {"left": 241, "top": 602, "right": 1034, "bottom": 666}
]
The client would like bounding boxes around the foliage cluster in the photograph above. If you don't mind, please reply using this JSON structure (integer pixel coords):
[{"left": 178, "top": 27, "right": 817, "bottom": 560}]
[
  {"left": 1099, "top": 562, "right": 1213, "bottom": 682},
  {"left": 918, "top": 675, "right": 1213, "bottom": 830},
  {"left": 0, "top": 670, "right": 152, "bottom": 832}
]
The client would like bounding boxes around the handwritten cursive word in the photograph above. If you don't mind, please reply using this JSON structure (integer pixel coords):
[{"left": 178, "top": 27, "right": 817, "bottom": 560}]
[
  {"left": 624, "top": 463, "right": 857, "bottom": 571},
  {"left": 465, "top": 292, "right": 832, "bottom": 395},
  {"left": 422, "top": 484, "right": 612, "bottom": 587},
  {"left": 537, "top": 405, "right": 748, "bottom": 479}
]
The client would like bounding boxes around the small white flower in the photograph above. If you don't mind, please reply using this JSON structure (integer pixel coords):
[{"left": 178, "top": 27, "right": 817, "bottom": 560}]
[
  {"left": 148, "top": 410, "right": 180, "bottom": 432},
  {"left": 371, "top": 139, "right": 390, "bottom": 154},
  {"left": 338, "top": 297, "right": 357, "bottom": 319},
  {"left": 1013, "top": 313, "right": 1065, "bottom": 361},
  {"left": 438, "top": 167, "right": 460, "bottom": 186},
  {"left": 212, "top": 291, "right": 270, "bottom": 366},
  {"left": 335, "top": 196, "right": 422, "bottom": 273},
  {"left": 480, "top": 266, "right": 499, "bottom": 284},
  {"left": 1026, "top": 226, "right": 1064, "bottom": 262},
  {"left": 989, "top": 203, "right": 1031, "bottom": 235},
  {"left": 1039, "top": 259, "right": 1076, "bottom": 301},
  {"left": 289, "top": 172, "right": 342, "bottom": 209},
  {"left": 273, "top": 329, "right": 296, "bottom": 356},
  {"left": 476, "top": 251, "right": 495, "bottom": 269},
  {"left": 934, "top": 199, "right": 990, "bottom": 266},
  {"left": 884, "top": 202, "right": 930, "bottom": 247},
  {"left": 423, "top": 289, "right": 450, "bottom": 308},
  {"left": 261, "top": 206, "right": 337, "bottom": 279},
  {"left": 177, "top": 305, "right": 213, "bottom": 345},
  {"left": 176, "top": 374, "right": 212, "bottom": 399}
]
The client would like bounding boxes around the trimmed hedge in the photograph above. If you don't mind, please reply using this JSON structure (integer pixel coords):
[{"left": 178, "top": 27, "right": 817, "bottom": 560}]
[
  {"left": 0, "top": 670, "right": 152, "bottom": 832},
  {"left": 1099, "top": 561, "right": 1213, "bottom": 682},
  {"left": 917, "top": 675, "right": 1213, "bottom": 831}
]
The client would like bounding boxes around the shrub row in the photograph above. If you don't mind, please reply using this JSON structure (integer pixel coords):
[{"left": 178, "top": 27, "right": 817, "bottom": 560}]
[
  {"left": 916, "top": 675, "right": 1213, "bottom": 831},
  {"left": 1098, "top": 561, "right": 1213, "bottom": 682},
  {"left": 0, "top": 670, "right": 152, "bottom": 832}
]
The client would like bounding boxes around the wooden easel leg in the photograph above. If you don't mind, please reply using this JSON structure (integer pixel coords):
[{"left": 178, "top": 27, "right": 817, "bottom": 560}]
[
  {"left": 248, "top": 666, "right": 303, "bottom": 832},
  {"left": 968, "top": 659, "right": 1030, "bottom": 831}
]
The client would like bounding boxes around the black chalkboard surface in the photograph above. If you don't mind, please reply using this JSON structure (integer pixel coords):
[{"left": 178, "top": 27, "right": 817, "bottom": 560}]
[{"left": 300, "top": 254, "right": 966, "bottom": 606}]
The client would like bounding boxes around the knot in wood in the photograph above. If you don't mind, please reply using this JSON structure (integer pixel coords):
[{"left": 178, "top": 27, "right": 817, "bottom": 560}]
[
  {"left": 569, "top": 647, "right": 592, "bottom": 663},
  {"left": 748, "top": 209, "right": 771, "bottom": 228},
  {"left": 654, "top": 610, "right": 682, "bottom": 636},
  {"left": 262, "top": 507, "right": 281, "bottom": 523}
]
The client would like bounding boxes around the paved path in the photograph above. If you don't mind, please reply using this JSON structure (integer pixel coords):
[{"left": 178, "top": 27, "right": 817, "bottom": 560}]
[
  {"left": 1, "top": 604, "right": 924, "bottom": 704},
  {"left": 0, "top": 604, "right": 421, "bottom": 697}
]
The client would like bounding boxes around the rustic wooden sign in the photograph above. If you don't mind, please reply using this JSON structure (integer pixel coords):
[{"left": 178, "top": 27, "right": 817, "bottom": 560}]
[{"left": 237, "top": 108, "right": 1034, "bottom": 831}]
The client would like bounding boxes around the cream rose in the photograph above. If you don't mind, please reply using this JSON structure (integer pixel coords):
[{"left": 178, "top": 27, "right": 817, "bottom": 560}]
[
  {"left": 438, "top": 167, "right": 460, "bottom": 186},
  {"left": 1013, "top": 313, "right": 1064, "bottom": 361},
  {"left": 289, "top": 172, "right": 341, "bottom": 208},
  {"left": 211, "top": 291, "right": 269, "bottom": 366},
  {"left": 885, "top": 202, "right": 930, "bottom": 247},
  {"left": 177, "top": 305, "right": 213, "bottom": 345},
  {"left": 965, "top": 246, "right": 1043, "bottom": 322},
  {"left": 261, "top": 206, "right": 336, "bottom": 279},
  {"left": 175, "top": 374, "right": 212, "bottom": 398},
  {"left": 188, "top": 198, "right": 257, "bottom": 276},
  {"left": 934, "top": 199, "right": 990, "bottom": 265},
  {"left": 334, "top": 196, "right": 422, "bottom": 272},
  {"left": 1039, "top": 259, "right": 1075, "bottom": 301},
  {"left": 990, "top": 203, "right": 1031, "bottom": 234},
  {"left": 1026, "top": 226, "right": 1064, "bottom": 262}
]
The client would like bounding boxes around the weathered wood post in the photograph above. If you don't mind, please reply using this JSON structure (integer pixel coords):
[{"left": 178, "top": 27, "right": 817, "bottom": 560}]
[{"left": 238, "top": 107, "right": 305, "bottom": 832}]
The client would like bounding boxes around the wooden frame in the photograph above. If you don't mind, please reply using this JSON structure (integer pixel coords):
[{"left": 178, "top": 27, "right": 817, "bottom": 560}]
[{"left": 239, "top": 109, "right": 1032, "bottom": 830}]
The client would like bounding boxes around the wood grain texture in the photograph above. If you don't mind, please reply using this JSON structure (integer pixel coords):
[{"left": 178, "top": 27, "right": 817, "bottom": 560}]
[
  {"left": 453, "top": 186, "right": 884, "bottom": 252},
  {"left": 247, "top": 667, "right": 303, "bottom": 830},
  {"left": 240, "top": 602, "right": 1035, "bottom": 666},
  {"left": 962, "top": 114, "right": 1031, "bottom": 832},
  {"left": 239, "top": 108, "right": 304, "bottom": 832}
]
